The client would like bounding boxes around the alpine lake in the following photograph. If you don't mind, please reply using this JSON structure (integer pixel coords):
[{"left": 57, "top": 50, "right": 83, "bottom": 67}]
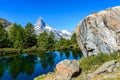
[{"left": 0, "top": 49, "right": 82, "bottom": 80}]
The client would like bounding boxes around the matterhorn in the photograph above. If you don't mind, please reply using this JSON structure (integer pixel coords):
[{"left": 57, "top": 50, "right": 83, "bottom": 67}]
[{"left": 34, "top": 17, "right": 74, "bottom": 39}]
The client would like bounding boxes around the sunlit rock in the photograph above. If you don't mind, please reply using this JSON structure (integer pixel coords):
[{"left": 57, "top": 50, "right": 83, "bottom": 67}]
[{"left": 76, "top": 6, "right": 120, "bottom": 57}]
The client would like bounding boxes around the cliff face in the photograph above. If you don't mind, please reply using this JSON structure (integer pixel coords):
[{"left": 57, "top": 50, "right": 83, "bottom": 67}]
[{"left": 76, "top": 6, "right": 120, "bottom": 57}]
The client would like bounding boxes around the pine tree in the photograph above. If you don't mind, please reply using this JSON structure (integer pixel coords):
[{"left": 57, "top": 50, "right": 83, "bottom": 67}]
[
  {"left": 37, "top": 30, "right": 48, "bottom": 49},
  {"left": 71, "top": 33, "right": 77, "bottom": 44},
  {"left": 0, "top": 23, "right": 8, "bottom": 48},
  {"left": 48, "top": 31, "right": 55, "bottom": 49},
  {"left": 8, "top": 23, "right": 25, "bottom": 48},
  {"left": 24, "top": 23, "right": 37, "bottom": 48},
  {"left": 70, "top": 33, "right": 79, "bottom": 49}
]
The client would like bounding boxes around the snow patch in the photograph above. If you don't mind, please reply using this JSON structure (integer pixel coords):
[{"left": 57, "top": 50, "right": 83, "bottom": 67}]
[
  {"left": 35, "top": 26, "right": 40, "bottom": 30},
  {"left": 61, "top": 30, "right": 71, "bottom": 35},
  {"left": 45, "top": 25, "right": 53, "bottom": 31}
]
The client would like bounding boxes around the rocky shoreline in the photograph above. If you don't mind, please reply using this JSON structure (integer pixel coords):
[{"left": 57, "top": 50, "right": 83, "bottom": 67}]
[
  {"left": 34, "top": 59, "right": 81, "bottom": 80},
  {"left": 34, "top": 59, "right": 120, "bottom": 80}
]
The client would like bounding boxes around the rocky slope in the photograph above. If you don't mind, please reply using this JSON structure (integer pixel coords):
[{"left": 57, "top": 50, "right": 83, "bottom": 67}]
[
  {"left": 76, "top": 6, "right": 120, "bottom": 57},
  {"left": 0, "top": 18, "right": 12, "bottom": 30},
  {"left": 34, "top": 17, "right": 74, "bottom": 39}
]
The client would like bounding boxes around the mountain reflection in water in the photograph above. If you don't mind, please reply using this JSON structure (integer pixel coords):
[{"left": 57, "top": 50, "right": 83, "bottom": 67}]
[{"left": 0, "top": 50, "right": 82, "bottom": 80}]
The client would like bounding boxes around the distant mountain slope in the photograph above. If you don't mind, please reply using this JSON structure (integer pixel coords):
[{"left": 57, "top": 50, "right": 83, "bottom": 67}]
[
  {"left": 34, "top": 17, "right": 74, "bottom": 39},
  {"left": 0, "top": 18, "right": 12, "bottom": 30}
]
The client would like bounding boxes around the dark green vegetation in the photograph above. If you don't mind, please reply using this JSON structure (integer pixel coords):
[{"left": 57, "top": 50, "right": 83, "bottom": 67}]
[
  {"left": 80, "top": 52, "right": 120, "bottom": 73},
  {"left": 0, "top": 22, "right": 79, "bottom": 54},
  {"left": 54, "top": 33, "right": 79, "bottom": 50},
  {"left": 0, "top": 23, "right": 8, "bottom": 48}
]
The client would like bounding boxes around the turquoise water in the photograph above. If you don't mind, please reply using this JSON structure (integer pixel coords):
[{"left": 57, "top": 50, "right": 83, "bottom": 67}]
[{"left": 0, "top": 50, "right": 82, "bottom": 80}]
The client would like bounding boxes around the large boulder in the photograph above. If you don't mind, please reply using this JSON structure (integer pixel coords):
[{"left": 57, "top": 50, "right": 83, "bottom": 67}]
[
  {"left": 55, "top": 59, "right": 81, "bottom": 80},
  {"left": 76, "top": 6, "right": 120, "bottom": 57}
]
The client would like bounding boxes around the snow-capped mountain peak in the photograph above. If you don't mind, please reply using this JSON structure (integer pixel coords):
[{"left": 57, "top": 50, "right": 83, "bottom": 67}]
[
  {"left": 34, "top": 17, "right": 74, "bottom": 39},
  {"left": 34, "top": 17, "right": 46, "bottom": 29}
]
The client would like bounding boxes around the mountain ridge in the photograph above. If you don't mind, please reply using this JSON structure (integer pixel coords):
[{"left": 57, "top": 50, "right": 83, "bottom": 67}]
[
  {"left": 34, "top": 17, "right": 74, "bottom": 39},
  {"left": 0, "top": 18, "right": 12, "bottom": 30}
]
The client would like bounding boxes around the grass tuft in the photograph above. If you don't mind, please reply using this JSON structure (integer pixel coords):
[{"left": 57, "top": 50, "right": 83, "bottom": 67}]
[{"left": 80, "top": 52, "right": 120, "bottom": 73}]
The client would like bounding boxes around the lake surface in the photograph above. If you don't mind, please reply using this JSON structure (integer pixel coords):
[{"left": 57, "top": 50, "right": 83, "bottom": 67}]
[{"left": 0, "top": 50, "right": 82, "bottom": 80}]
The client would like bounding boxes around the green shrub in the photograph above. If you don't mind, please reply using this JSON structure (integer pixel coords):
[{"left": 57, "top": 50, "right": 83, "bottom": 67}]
[
  {"left": 0, "top": 48, "right": 21, "bottom": 55},
  {"left": 80, "top": 52, "right": 120, "bottom": 72}
]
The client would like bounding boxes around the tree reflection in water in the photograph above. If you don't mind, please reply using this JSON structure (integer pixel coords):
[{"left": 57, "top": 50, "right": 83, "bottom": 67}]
[
  {"left": 38, "top": 51, "right": 56, "bottom": 70},
  {"left": 0, "top": 50, "right": 82, "bottom": 80},
  {"left": 9, "top": 55, "right": 36, "bottom": 79},
  {"left": 0, "top": 62, "right": 5, "bottom": 77},
  {"left": 58, "top": 49, "right": 82, "bottom": 59},
  {"left": 71, "top": 49, "right": 83, "bottom": 59}
]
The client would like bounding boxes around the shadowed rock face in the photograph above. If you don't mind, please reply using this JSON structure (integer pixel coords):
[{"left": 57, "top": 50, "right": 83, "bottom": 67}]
[{"left": 76, "top": 6, "right": 120, "bottom": 57}]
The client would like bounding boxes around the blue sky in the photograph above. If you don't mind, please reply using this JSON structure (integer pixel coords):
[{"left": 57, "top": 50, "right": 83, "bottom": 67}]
[{"left": 0, "top": 0, "right": 120, "bottom": 30}]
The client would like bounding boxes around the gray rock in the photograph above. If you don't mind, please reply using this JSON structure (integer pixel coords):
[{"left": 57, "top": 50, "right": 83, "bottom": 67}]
[
  {"left": 93, "top": 60, "right": 119, "bottom": 75},
  {"left": 83, "top": 60, "right": 119, "bottom": 79},
  {"left": 104, "top": 74, "right": 118, "bottom": 79},
  {"left": 83, "top": 73, "right": 94, "bottom": 79},
  {"left": 76, "top": 6, "right": 120, "bottom": 57},
  {"left": 55, "top": 59, "right": 81, "bottom": 80}
]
